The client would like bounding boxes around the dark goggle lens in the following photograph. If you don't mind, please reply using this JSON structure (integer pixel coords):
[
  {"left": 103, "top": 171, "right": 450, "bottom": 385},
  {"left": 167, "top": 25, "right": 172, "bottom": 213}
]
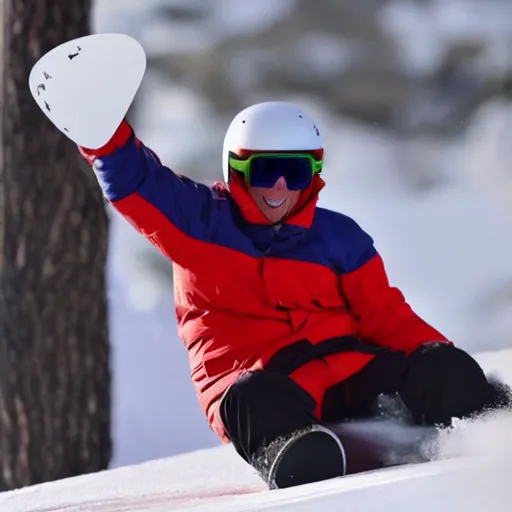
[{"left": 249, "top": 156, "right": 314, "bottom": 190}]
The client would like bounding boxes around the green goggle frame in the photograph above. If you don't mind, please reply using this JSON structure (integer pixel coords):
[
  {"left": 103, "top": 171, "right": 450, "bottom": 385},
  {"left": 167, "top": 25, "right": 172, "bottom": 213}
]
[{"left": 228, "top": 152, "right": 323, "bottom": 190}]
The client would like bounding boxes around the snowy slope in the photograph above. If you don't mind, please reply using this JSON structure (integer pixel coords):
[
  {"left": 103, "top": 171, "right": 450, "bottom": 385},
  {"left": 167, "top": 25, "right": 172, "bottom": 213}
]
[
  {"left": 1, "top": 350, "right": 511, "bottom": 512},
  {"left": 0, "top": 452, "right": 509, "bottom": 512}
]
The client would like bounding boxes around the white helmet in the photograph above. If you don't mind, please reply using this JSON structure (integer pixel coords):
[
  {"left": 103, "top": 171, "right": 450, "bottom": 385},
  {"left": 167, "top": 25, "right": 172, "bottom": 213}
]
[{"left": 222, "top": 101, "right": 325, "bottom": 183}]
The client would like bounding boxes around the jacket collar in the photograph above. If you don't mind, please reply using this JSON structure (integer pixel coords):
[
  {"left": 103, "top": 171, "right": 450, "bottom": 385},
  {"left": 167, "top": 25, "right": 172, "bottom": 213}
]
[{"left": 213, "top": 173, "right": 325, "bottom": 229}]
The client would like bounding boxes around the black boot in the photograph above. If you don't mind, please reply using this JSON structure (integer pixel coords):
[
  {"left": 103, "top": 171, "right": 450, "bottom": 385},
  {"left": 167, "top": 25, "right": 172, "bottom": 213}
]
[
  {"left": 262, "top": 424, "right": 346, "bottom": 489},
  {"left": 220, "top": 370, "right": 345, "bottom": 488}
]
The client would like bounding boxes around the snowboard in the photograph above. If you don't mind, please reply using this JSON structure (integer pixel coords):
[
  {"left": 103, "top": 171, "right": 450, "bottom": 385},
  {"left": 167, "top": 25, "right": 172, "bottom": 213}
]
[{"left": 28, "top": 33, "right": 146, "bottom": 149}]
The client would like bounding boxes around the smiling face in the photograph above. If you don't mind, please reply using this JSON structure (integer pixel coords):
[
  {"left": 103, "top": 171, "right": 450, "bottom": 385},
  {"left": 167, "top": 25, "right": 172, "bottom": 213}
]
[{"left": 248, "top": 175, "right": 301, "bottom": 224}]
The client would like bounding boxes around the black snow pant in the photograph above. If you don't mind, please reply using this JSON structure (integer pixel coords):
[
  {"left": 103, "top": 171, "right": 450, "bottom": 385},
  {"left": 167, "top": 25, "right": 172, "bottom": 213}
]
[{"left": 220, "top": 341, "right": 511, "bottom": 471}]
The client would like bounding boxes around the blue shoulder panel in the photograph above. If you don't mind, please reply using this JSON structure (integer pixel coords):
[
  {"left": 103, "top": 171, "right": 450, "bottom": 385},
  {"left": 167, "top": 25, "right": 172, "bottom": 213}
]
[{"left": 93, "top": 137, "right": 218, "bottom": 242}]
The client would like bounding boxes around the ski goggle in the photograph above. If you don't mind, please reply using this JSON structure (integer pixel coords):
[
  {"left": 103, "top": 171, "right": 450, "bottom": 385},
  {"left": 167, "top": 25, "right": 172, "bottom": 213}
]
[{"left": 228, "top": 151, "right": 323, "bottom": 190}]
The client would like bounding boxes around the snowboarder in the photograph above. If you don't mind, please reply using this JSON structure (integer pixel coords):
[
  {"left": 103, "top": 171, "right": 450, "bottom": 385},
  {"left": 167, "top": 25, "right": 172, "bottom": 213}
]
[{"left": 78, "top": 101, "right": 511, "bottom": 489}]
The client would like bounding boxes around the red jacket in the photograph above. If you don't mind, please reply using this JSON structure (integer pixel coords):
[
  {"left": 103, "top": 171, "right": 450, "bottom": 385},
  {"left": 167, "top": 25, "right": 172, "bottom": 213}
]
[{"left": 80, "top": 121, "right": 447, "bottom": 441}]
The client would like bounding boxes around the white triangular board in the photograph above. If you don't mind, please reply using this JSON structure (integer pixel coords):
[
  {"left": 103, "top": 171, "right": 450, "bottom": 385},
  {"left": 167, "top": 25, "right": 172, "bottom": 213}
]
[{"left": 28, "top": 33, "right": 146, "bottom": 149}]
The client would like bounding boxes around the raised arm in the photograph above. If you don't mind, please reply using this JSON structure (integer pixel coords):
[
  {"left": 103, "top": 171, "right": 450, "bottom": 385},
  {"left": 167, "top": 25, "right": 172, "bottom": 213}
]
[
  {"left": 338, "top": 218, "right": 449, "bottom": 354},
  {"left": 79, "top": 120, "right": 216, "bottom": 263}
]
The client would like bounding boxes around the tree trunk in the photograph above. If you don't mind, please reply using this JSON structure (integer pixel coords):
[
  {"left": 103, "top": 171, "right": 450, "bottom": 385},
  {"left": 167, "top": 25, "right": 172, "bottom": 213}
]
[{"left": 0, "top": 0, "right": 111, "bottom": 490}]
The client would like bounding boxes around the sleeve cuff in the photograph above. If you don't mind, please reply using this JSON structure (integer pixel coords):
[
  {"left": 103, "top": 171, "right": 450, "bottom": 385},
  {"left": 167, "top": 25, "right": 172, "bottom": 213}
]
[{"left": 78, "top": 120, "right": 133, "bottom": 164}]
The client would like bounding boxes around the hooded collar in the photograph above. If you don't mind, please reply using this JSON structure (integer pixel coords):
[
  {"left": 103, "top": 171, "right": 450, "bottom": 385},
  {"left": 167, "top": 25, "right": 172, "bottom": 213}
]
[{"left": 212, "top": 173, "right": 325, "bottom": 229}]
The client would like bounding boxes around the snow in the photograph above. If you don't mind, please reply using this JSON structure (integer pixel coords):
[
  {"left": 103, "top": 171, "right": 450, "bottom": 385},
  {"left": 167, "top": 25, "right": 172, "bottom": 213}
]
[
  {"left": 1, "top": 349, "right": 511, "bottom": 511},
  {"left": 380, "top": 0, "right": 512, "bottom": 75},
  {"left": 293, "top": 35, "right": 354, "bottom": 77},
  {"left": 211, "top": 0, "right": 297, "bottom": 38},
  {"left": 93, "top": 0, "right": 297, "bottom": 56}
]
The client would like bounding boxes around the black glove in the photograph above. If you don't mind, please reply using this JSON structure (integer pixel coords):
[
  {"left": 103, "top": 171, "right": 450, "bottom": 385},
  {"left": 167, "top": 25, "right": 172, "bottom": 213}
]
[{"left": 399, "top": 342, "right": 500, "bottom": 427}]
